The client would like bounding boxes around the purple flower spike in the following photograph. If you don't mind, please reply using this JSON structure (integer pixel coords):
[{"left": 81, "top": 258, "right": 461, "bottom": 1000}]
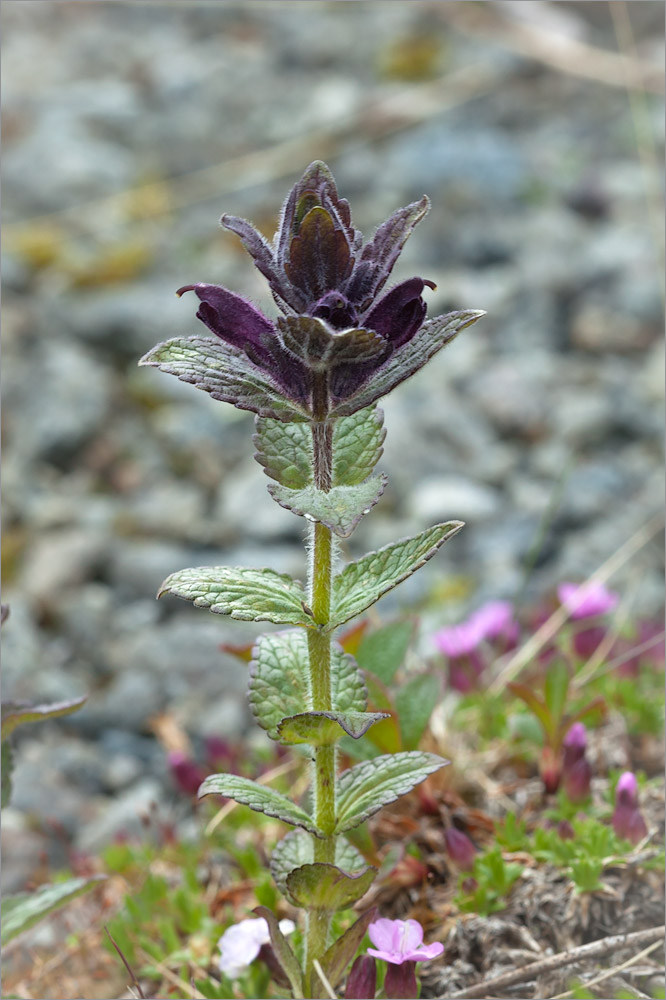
[
  {"left": 345, "top": 955, "right": 377, "bottom": 999},
  {"left": 612, "top": 771, "right": 648, "bottom": 844},
  {"left": 558, "top": 582, "right": 620, "bottom": 620},
  {"left": 144, "top": 162, "right": 484, "bottom": 421},
  {"left": 367, "top": 918, "right": 444, "bottom": 965},
  {"left": 563, "top": 723, "right": 587, "bottom": 764},
  {"left": 444, "top": 827, "right": 477, "bottom": 870}
]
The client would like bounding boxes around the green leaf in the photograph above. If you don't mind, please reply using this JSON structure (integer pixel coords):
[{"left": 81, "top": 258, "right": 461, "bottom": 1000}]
[
  {"left": 253, "top": 418, "right": 313, "bottom": 489},
  {"left": 270, "top": 829, "right": 366, "bottom": 897},
  {"left": 319, "top": 907, "right": 378, "bottom": 990},
  {"left": 332, "top": 407, "right": 385, "bottom": 486},
  {"left": 198, "top": 774, "right": 318, "bottom": 835},
  {"left": 158, "top": 566, "right": 313, "bottom": 627},
  {"left": 285, "top": 863, "right": 376, "bottom": 911},
  {"left": 253, "top": 906, "right": 304, "bottom": 999},
  {"left": 276, "top": 711, "right": 389, "bottom": 746},
  {"left": 268, "top": 476, "right": 387, "bottom": 538},
  {"left": 139, "top": 337, "right": 308, "bottom": 421},
  {"left": 329, "top": 522, "right": 464, "bottom": 629},
  {"left": 2, "top": 740, "right": 14, "bottom": 809},
  {"left": 508, "top": 683, "right": 553, "bottom": 741},
  {"left": 1, "top": 695, "right": 87, "bottom": 742},
  {"left": 544, "top": 661, "right": 570, "bottom": 729},
  {"left": 395, "top": 673, "right": 441, "bottom": 750},
  {"left": 1, "top": 876, "right": 105, "bottom": 946},
  {"left": 356, "top": 620, "right": 414, "bottom": 685},
  {"left": 330, "top": 310, "right": 486, "bottom": 417},
  {"left": 249, "top": 630, "right": 366, "bottom": 741},
  {"left": 335, "top": 751, "right": 449, "bottom": 833}
]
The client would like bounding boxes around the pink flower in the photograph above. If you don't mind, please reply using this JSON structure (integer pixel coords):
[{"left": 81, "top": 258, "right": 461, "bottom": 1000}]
[
  {"left": 558, "top": 582, "right": 619, "bottom": 620},
  {"left": 167, "top": 750, "right": 206, "bottom": 797},
  {"left": 469, "top": 600, "right": 518, "bottom": 644},
  {"left": 612, "top": 772, "right": 648, "bottom": 845},
  {"left": 217, "top": 916, "right": 295, "bottom": 979},
  {"left": 433, "top": 621, "right": 483, "bottom": 659},
  {"left": 367, "top": 918, "right": 443, "bottom": 965}
]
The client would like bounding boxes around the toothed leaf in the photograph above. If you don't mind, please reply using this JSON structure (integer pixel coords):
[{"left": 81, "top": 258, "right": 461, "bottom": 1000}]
[
  {"left": 328, "top": 521, "right": 464, "bottom": 629},
  {"left": 320, "top": 908, "right": 379, "bottom": 990},
  {"left": 333, "top": 406, "right": 385, "bottom": 485},
  {"left": 395, "top": 673, "right": 441, "bottom": 750},
  {"left": 158, "top": 566, "right": 313, "bottom": 627},
  {"left": 254, "top": 417, "right": 313, "bottom": 489},
  {"left": 268, "top": 476, "right": 386, "bottom": 538},
  {"left": 356, "top": 619, "right": 414, "bottom": 685},
  {"left": 271, "top": 829, "right": 366, "bottom": 897},
  {"left": 1, "top": 696, "right": 87, "bottom": 742},
  {"left": 335, "top": 751, "right": 449, "bottom": 832},
  {"left": 198, "top": 774, "right": 318, "bottom": 835},
  {"left": 253, "top": 906, "right": 304, "bottom": 999},
  {"left": 1, "top": 876, "right": 105, "bottom": 946},
  {"left": 276, "top": 710, "right": 389, "bottom": 746},
  {"left": 139, "top": 336, "right": 308, "bottom": 421},
  {"left": 285, "top": 862, "right": 376, "bottom": 911},
  {"left": 249, "top": 630, "right": 366, "bottom": 741},
  {"left": 330, "top": 311, "right": 485, "bottom": 417}
]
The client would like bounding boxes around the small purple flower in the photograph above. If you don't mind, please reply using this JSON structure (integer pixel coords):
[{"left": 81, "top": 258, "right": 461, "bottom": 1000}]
[
  {"left": 217, "top": 916, "right": 295, "bottom": 979},
  {"left": 367, "top": 918, "right": 443, "bottom": 965},
  {"left": 612, "top": 771, "right": 648, "bottom": 844},
  {"left": 345, "top": 955, "right": 377, "bottom": 999},
  {"left": 167, "top": 750, "right": 206, "bottom": 797},
  {"left": 444, "top": 827, "right": 477, "bottom": 870},
  {"left": 561, "top": 723, "right": 592, "bottom": 805},
  {"left": 143, "top": 162, "right": 484, "bottom": 421},
  {"left": 368, "top": 918, "right": 443, "bottom": 1000},
  {"left": 433, "top": 600, "right": 518, "bottom": 692},
  {"left": 558, "top": 582, "right": 620, "bottom": 620},
  {"left": 469, "top": 600, "right": 518, "bottom": 643}
]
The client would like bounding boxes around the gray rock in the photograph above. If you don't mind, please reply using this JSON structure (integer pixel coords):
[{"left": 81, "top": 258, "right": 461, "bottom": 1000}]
[
  {"left": 76, "top": 778, "right": 165, "bottom": 853},
  {"left": 409, "top": 475, "right": 501, "bottom": 524}
]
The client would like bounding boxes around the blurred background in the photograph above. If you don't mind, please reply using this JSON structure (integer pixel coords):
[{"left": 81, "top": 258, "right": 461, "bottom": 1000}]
[{"left": 2, "top": 0, "right": 664, "bottom": 887}]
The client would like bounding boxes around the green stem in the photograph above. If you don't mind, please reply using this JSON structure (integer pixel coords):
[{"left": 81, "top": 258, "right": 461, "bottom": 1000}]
[{"left": 304, "top": 408, "right": 336, "bottom": 993}]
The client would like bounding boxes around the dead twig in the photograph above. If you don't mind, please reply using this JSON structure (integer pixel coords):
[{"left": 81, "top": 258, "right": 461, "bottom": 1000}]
[
  {"left": 444, "top": 924, "right": 665, "bottom": 999},
  {"left": 551, "top": 938, "right": 664, "bottom": 999},
  {"left": 104, "top": 927, "right": 146, "bottom": 1000}
]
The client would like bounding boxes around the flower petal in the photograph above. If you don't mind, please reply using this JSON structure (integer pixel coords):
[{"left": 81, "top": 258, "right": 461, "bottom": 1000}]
[
  {"left": 368, "top": 917, "right": 399, "bottom": 954},
  {"left": 221, "top": 215, "right": 300, "bottom": 314},
  {"left": 406, "top": 941, "right": 444, "bottom": 962},
  {"left": 399, "top": 919, "right": 424, "bottom": 955},
  {"left": 178, "top": 283, "right": 275, "bottom": 360},
  {"left": 363, "top": 277, "right": 434, "bottom": 348},
  {"left": 284, "top": 206, "right": 353, "bottom": 302}
]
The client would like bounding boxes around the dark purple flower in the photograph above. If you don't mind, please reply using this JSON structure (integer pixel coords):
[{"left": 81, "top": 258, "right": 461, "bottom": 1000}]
[
  {"left": 345, "top": 955, "right": 377, "bottom": 999},
  {"left": 612, "top": 771, "right": 648, "bottom": 844},
  {"left": 142, "top": 162, "right": 484, "bottom": 421},
  {"left": 168, "top": 750, "right": 206, "bottom": 797},
  {"left": 444, "top": 827, "right": 477, "bottom": 870}
]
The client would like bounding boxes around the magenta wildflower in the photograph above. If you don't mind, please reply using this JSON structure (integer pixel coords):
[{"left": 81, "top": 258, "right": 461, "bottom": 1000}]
[
  {"left": 612, "top": 771, "right": 648, "bottom": 845},
  {"left": 367, "top": 917, "right": 443, "bottom": 964},
  {"left": 142, "top": 162, "right": 483, "bottom": 421},
  {"left": 368, "top": 918, "right": 443, "bottom": 1000},
  {"left": 434, "top": 600, "right": 518, "bottom": 692},
  {"left": 558, "top": 582, "right": 620, "bottom": 620}
]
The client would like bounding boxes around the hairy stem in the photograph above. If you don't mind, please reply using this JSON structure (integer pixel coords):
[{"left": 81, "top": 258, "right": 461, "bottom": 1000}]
[{"left": 304, "top": 410, "right": 336, "bottom": 992}]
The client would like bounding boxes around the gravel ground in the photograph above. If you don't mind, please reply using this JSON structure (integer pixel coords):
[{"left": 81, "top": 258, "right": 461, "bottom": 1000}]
[{"left": 2, "top": 1, "right": 664, "bottom": 885}]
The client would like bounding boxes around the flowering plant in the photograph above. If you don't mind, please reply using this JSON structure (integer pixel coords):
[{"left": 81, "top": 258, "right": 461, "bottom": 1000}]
[{"left": 140, "top": 162, "right": 483, "bottom": 998}]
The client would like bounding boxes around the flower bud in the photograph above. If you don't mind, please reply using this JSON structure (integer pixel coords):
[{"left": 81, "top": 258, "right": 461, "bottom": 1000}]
[
  {"left": 444, "top": 827, "right": 477, "bottom": 871},
  {"left": 168, "top": 750, "right": 205, "bottom": 797},
  {"left": 612, "top": 772, "right": 648, "bottom": 844},
  {"left": 384, "top": 960, "right": 418, "bottom": 1000},
  {"left": 345, "top": 955, "right": 377, "bottom": 999}
]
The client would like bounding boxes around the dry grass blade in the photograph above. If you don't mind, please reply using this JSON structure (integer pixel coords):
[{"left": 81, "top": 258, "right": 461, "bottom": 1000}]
[
  {"left": 313, "top": 959, "right": 338, "bottom": 1000},
  {"left": 444, "top": 925, "right": 665, "bottom": 999},
  {"left": 136, "top": 948, "right": 207, "bottom": 1000},
  {"left": 489, "top": 512, "right": 664, "bottom": 694},
  {"left": 550, "top": 938, "right": 664, "bottom": 999},
  {"left": 105, "top": 927, "right": 146, "bottom": 1000}
]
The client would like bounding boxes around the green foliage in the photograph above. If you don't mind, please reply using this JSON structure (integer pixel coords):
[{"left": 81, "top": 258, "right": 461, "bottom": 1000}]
[
  {"left": 332, "top": 406, "right": 386, "bottom": 486},
  {"left": 249, "top": 630, "right": 366, "bottom": 742},
  {"left": 268, "top": 476, "right": 387, "bottom": 537},
  {"left": 284, "top": 863, "right": 376, "bottom": 911},
  {"left": 329, "top": 521, "right": 464, "bottom": 629},
  {"left": 395, "top": 672, "right": 441, "bottom": 750},
  {"left": 198, "top": 774, "right": 318, "bottom": 835},
  {"left": 319, "top": 908, "right": 378, "bottom": 991},
  {"left": 276, "top": 710, "right": 389, "bottom": 746},
  {"left": 356, "top": 619, "right": 414, "bottom": 685},
  {"left": 1, "top": 876, "right": 104, "bottom": 946},
  {"left": 596, "top": 670, "right": 666, "bottom": 737},
  {"left": 2, "top": 739, "right": 14, "bottom": 809},
  {"left": 1, "top": 695, "right": 88, "bottom": 741},
  {"left": 158, "top": 564, "right": 313, "bottom": 627},
  {"left": 334, "top": 751, "right": 448, "bottom": 832},
  {"left": 254, "top": 906, "right": 305, "bottom": 999},
  {"left": 454, "top": 847, "right": 523, "bottom": 916},
  {"left": 270, "top": 830, "right": 365, "bottom": 897}
]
